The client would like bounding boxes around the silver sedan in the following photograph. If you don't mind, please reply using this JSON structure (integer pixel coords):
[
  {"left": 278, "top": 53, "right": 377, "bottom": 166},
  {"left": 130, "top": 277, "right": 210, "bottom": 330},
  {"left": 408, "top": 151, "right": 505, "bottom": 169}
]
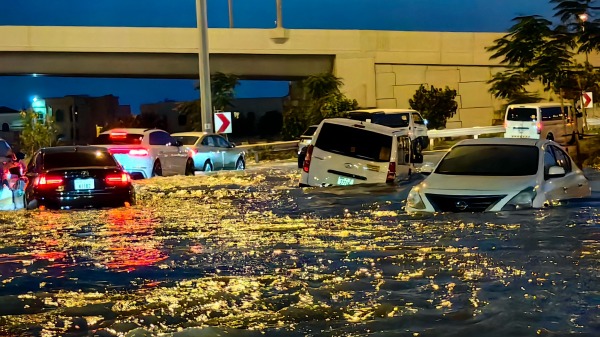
[{"left": 171, "top": 132, "right": 246, "bottom": 172}]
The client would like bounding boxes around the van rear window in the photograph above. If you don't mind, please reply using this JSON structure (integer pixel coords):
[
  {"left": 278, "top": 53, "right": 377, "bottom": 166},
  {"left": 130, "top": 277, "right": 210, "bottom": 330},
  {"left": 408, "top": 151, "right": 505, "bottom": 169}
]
[
  {"left": 506, "top": 108, "right": 537, "bottom": 121},
  {"left": 314, "top": 123, "right": 393, "bottom": 162}
]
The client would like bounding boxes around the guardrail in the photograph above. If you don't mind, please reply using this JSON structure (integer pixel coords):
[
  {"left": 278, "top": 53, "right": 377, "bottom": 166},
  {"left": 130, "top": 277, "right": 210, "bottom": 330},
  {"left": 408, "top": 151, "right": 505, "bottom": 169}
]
[
  {"left": 427, "top": 125, "right": 505, "bottom": 148},
  {"left": 236, "top": 141, "right": 299, "bottom": 163}
]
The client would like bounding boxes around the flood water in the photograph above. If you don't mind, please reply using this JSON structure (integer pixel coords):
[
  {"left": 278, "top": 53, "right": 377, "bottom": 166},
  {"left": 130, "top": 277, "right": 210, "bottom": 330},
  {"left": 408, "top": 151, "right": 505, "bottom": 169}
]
[{"left": 0, "top": 165, "right": 598, "bottom": 337}]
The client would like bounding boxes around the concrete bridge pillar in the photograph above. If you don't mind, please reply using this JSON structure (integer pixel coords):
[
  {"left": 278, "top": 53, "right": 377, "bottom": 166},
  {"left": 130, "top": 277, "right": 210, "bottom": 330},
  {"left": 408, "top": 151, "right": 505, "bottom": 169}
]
[{"left": 334, "top": 55, "right": 377, "bottom": 108}]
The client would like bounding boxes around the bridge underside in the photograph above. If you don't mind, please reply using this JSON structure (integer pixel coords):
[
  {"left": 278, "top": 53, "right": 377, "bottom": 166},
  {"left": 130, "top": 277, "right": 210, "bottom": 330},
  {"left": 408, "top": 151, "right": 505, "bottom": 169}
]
[{"left": 0, "top": 52, "right": 334, "bottom": 80}]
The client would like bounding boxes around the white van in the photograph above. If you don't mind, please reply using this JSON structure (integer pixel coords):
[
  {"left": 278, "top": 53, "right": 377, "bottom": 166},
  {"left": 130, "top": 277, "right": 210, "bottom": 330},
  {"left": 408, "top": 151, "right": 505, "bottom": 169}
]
[
  {"left": 299, "top": 118, "right": 420, "bottom": 187},
  {"left": 504, "top": 103, "right": 580, "bottom": 144},
  {"left": 347, "top": 109, "right": 429, "bottom": 153}
]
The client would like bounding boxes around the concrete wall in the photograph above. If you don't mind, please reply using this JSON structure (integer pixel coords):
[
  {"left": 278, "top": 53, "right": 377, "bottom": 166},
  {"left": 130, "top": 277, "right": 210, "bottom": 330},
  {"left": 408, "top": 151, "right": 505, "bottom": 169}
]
[{"left": 1, "top": 27, "right": 598, "bottom": 128}]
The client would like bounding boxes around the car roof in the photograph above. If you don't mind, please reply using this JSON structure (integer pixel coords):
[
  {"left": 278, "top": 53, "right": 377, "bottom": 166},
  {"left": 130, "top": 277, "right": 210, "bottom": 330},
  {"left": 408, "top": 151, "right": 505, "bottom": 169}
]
[
  {"left": 40, "top": 145, "right": 109, "bottom": 153},
  {"left": 171, "top": 132, "right": 209, "bottom": 137},
  {"left": 321, "top": 118, "right": 410, "bottom": 135},
  {"left": 507, "top": 102, "right": 573, "bottom": 108},
  {"left": 452, "top": 137, "right": 546, "bottom": 147},
  {"left": 349, "top": 108, "right": 417, "bottom": 114}
]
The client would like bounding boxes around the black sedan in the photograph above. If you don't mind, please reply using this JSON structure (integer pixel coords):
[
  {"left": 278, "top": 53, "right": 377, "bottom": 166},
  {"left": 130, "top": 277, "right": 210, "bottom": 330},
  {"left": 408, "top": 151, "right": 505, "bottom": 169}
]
[{"left": 24, "top": 146, "right": 136, "bottom": 210}]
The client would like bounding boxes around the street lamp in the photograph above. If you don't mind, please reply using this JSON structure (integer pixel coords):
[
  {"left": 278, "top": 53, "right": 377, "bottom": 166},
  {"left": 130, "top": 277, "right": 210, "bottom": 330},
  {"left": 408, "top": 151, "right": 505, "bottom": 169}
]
[{"left": 196, "top": 0, "right": 213, "bottom": 133}]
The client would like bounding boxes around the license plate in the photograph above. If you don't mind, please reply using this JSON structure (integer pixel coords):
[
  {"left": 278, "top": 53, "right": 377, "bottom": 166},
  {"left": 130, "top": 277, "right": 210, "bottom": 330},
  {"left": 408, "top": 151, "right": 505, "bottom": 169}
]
[
  {"left": 337, "top": 176, "right": 354, "bottom": 186},
  {"left": 74, "top": 178, "right": 94, "bottom": 190}
]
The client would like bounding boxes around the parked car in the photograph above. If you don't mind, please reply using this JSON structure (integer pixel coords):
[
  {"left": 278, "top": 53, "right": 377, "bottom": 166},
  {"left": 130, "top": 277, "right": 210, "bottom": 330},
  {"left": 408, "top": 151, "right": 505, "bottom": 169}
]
[
  {"left": 300, "top": 118, "right": 421, "bottom": 187},
  {"left": 348, "top": 108, "right": 429, "bottom": 155},
  {"left": 171, "top": 132, "right": 246, "bottom": 172},
  {"left": 94, "top": 128, "right": 194, "bottom": 179},
  {"left": 24, "top": 146, "right": 136, "bottom": 210},
  {"left": 406, "top": 138, "right": 591, "bottom": 213},
  {"left": 298, "top": 125, "right": 318, "bottom": 168}
]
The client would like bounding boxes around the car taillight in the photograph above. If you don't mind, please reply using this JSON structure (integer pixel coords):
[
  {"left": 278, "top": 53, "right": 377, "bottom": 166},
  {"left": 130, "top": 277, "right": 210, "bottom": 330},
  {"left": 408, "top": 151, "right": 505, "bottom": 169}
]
[
  {"left": 110, "top": 131, "right": 128, "bottom": 139},
  {"left": 128, "top": 149, "right": 149, "bottom": 156},
  {"left": 105, "top": 172, "right": 131, "bottom": 186},
  {"left": 34, "top": 174, "right": 64, "bottom": 188},
  {"left": 503, "top": 121, "right": 508, "bottom": 129},
  {"left": 536, "top": 122, "right": 542, "bottom": 134},
  {"left": 303, "top": 145, "right": 314, "bottom": 173},
  {"left": 386, "top": 162, "right": 396, "bottom": 183}
]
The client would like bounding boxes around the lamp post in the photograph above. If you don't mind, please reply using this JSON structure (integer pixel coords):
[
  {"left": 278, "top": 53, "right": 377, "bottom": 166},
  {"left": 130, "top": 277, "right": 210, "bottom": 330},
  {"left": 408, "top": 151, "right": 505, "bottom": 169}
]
[
  {"left": 276, "top": 0, "right": 283, "bottom": 28},
  {"left": 196, "top": 0, "right": 213, "bottom": 133},
  {"left": 228, "top": 0, "right": 234, "bottom": 28},
  {"left": 579, "top": 13, "right": 589, "bottom": 63}
]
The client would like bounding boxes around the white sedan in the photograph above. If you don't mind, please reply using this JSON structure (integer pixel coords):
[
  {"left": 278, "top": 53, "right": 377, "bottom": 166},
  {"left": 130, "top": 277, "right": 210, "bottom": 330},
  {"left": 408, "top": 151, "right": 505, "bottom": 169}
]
[
  {"left": 171, "top": 132, "right": 246, "bottom": 172},
  {"left": 406, "top": 138, "right": 591, "bottom": 213}
]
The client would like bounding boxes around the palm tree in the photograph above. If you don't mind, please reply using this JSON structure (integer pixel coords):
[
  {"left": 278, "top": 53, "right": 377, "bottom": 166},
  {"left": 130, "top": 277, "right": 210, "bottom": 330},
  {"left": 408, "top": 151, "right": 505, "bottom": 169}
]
[
  {"left": 175, "top": 72, "right": 239, "bottom": 131},
  {"left": 303, "top": 73, "right": 343, "bottom": 100}
]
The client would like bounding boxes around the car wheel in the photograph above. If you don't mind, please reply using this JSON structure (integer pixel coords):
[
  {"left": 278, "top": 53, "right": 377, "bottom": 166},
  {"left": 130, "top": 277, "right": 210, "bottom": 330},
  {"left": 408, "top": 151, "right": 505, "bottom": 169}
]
[
  {"left": 185, "top": 158, "right": 195, "bottom": 176},
  {"left": 546, "top": 133, "right": 554, "bottom": 141},
  {"left": 235, "top": 158, "right": 245, "bottom": 170},
  {"left": 152, "top": 160, "right": 162, "bottom": 177},
  {"left": 203, "top": 161, "right": 213, "bottom": 172}
]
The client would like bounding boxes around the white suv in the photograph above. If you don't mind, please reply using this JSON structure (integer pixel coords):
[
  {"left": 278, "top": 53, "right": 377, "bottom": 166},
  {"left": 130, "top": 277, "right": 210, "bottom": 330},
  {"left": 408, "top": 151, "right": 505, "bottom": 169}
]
[{"left": 94, "top": 128, "right": 194, "bottom": 179}]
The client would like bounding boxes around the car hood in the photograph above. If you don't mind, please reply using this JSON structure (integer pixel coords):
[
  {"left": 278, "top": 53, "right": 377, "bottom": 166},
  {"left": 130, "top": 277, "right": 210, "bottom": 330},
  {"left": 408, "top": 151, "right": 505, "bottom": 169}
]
[{"left": 420, "top": 173, "right": 537, "bottom": 193}]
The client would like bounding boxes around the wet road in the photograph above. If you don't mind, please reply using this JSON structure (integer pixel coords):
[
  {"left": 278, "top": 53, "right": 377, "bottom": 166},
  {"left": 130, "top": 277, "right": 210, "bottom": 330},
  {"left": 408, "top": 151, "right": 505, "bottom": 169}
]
[{"left": 0, "top": 161, "right": 599, "bottom": 337}]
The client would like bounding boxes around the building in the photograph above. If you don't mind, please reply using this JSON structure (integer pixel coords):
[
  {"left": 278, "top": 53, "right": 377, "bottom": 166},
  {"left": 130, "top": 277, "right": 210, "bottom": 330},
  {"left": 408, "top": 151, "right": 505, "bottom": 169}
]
[{"left": 42, "top": 95, "right": 132, "bottom": 145}]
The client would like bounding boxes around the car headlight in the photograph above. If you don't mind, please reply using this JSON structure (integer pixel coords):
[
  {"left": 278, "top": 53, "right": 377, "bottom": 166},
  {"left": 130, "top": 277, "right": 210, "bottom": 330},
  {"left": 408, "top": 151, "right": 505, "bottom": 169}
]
[
  {"left": 501, "top": 187, "right": 537, "bottom": 211},
  {"left": 407, "top": 188, "right": 426, "bottom": 210}
]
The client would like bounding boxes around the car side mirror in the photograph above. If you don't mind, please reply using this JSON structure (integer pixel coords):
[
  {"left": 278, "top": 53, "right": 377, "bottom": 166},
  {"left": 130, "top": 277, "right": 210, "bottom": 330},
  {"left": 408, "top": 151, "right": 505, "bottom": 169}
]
[
  {"left": 16, "top": 152, "right": 25, "bottom": 160},
  {"left": 547, "top": 166, "right": 566, "bottom": 178},
  {"left": 230, "top": 143, "right": 236, "bottom": 148}
]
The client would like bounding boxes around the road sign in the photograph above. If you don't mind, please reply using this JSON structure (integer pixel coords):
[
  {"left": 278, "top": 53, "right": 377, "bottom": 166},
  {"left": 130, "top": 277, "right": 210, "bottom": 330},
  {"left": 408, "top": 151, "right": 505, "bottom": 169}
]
[
  {"left": 214, "top": 112, "right": 232, "bottom": 133},
  {"left": 582, "top": 92, "right": 594, "bottom": 108}
]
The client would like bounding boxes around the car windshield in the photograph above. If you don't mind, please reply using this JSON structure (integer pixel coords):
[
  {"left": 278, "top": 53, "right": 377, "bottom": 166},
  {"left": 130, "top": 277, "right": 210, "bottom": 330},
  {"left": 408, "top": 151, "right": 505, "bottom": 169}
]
[
  {"left": 94, "top": 133, "right": 143, "bottom": 145},
  {"left": 314, "top": 122, "right": 393, "bottom": 162},
  {"left": 302, "top": 126, "right": 318, "bottom": 137},
  {"left": 43, "top": 150, "right": 118, "bottom": 169},
  {"left": 349, "top": 112, "right": 410, "bottom": 128},
  {"left": 174, "top": 136, "right": 199, "bottom": 146},
  {"left": 435, "top": 145, "right": 539, "bottom": 176}
]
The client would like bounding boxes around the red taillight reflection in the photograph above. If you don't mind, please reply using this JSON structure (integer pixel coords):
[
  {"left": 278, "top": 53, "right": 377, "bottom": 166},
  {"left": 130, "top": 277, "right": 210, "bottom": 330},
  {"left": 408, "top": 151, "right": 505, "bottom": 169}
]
[
  {"left": 303, "top": 145, "right": 314, "bottom": 173},
  {"left": 34, "top": 174, "right": 64, "bottom": 188},
  {"left": 386, "top": 162, "right": 396, "bottom": 183},
  {"left": 105, "top": 173, "right": 131, "bottom": 186}
]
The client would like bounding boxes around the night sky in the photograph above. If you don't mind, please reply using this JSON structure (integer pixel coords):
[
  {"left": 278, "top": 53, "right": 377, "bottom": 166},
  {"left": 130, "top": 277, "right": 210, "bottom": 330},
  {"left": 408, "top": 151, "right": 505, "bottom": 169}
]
[{"left": 0, "top": 0, "right": 553, "bottom": 112}]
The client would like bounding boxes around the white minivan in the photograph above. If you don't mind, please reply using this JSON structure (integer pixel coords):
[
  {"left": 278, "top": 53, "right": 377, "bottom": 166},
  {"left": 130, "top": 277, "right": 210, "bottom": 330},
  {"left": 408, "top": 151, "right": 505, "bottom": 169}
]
[
  {"left": 299, "top": 118, "right": 420, "bottom": 187},
  {"left": 504, "top": 103, "right": 580, "bottom": 144}
]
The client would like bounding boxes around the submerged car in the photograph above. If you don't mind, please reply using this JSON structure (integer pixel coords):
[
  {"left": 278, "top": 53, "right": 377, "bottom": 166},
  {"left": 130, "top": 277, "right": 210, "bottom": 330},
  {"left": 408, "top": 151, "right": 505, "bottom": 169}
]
[
  {"left": 171, "top": 132, "right": 245, "bottom": 172},
  {"left": 24, "top": 146, "right": 136, "bottom": 210},
  {"left": 406, "top": 138, "right": 591, "bottom": 213}
]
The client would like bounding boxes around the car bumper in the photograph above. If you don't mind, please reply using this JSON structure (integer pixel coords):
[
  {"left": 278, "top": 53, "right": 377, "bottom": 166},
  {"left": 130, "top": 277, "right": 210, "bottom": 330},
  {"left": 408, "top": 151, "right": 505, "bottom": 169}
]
[{"left": 30, "top": 188, "right": 136, "bottom": 209}]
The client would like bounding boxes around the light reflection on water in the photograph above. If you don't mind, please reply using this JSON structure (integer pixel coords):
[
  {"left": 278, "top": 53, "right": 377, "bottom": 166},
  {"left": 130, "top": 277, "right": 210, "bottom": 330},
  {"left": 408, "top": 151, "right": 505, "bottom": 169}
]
[{"left": 0, "top": 168, "right": 597, "bottom": 336}]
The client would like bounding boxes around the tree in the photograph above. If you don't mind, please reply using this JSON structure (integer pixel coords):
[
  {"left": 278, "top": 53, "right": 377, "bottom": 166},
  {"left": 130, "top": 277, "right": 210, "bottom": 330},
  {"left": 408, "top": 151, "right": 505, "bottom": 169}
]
[
  {"left": 19, "top": 109, "right": 58, "bottom": 156},
  {"left": 175, "top": 72, "right": 240, "bottom": 131},
  {"left": 408, "top": 85, "right": 458, "bottom": 129},
  {"left": 303, "top": 73, "right": 358, "bottom": 125}
]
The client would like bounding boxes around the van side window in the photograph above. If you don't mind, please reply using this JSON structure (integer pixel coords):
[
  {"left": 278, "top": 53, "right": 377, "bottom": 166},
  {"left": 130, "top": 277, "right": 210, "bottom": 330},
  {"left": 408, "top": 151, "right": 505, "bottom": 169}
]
[
  {"left": 551, "top": 146, "right": 572, "bottom": 173},
  {"left": 541, "top": 107, "right": 564, "bottom": 121},
  {"left": 412, "top": 113, "right": 424, "bottom": 124}
]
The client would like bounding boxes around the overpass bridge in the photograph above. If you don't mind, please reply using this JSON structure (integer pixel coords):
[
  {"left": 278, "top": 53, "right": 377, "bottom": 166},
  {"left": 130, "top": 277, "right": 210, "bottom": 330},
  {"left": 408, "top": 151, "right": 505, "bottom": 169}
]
[{"left": 1, "top": 26, "right": 598, "bottom": 127}]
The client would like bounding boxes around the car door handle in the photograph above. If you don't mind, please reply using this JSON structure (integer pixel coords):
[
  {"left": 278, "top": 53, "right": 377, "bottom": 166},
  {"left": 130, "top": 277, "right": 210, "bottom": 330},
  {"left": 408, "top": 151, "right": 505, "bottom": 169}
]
[
  {"left": 578, "top": 183, "right": 584, "bottom": 187},
  {"left": 563, "top": 187, "right": 568, "bottom": 193}
]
